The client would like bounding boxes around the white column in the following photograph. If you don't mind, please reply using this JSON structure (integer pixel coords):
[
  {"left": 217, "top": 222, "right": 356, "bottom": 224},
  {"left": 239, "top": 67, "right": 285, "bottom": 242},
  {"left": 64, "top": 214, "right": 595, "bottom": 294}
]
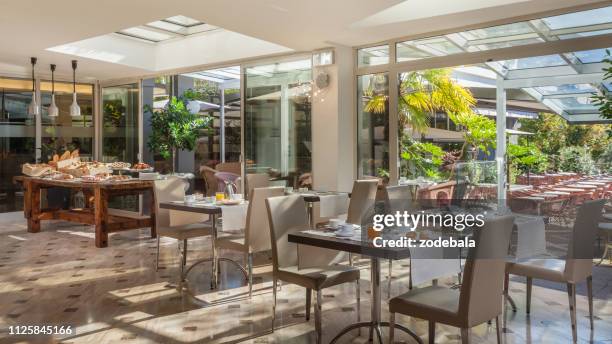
[
  {"left": 280, "top": 83, "right": 289, "bottom": 175},
  {"left": 35, "top": 78, "right": 41, "bottom": 163},
  {"left": 496, "top": 76, "right": 507, "bottom": 212}
]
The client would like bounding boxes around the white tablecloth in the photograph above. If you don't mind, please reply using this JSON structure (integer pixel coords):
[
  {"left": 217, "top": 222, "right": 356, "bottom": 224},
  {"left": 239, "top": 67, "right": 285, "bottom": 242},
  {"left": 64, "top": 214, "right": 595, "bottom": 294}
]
[{"left": 220, "top": 202, "right": 249, "bottom": 232}]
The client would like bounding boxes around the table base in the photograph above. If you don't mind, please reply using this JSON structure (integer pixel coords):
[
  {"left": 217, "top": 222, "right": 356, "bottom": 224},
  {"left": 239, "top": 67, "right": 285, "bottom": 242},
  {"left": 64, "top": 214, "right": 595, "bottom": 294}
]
[{"left": 329, "top": 321, "right": 422, "bottom": 344}]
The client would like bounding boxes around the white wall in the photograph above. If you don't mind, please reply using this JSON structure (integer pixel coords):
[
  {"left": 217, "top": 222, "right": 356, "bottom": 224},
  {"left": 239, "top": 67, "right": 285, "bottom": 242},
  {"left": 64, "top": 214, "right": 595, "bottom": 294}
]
[{"left": 312, "top": 46, "right": 356, "bottom": 192}]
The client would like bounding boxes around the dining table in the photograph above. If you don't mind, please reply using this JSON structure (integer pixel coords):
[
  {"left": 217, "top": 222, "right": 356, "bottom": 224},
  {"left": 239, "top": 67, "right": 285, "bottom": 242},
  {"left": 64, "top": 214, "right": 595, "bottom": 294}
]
[
  {"left": 159, "top": 200, "right": 248, "bottom": 289},
  {"left": 288, "top": 229, "right": 423, "bottom": 344}
]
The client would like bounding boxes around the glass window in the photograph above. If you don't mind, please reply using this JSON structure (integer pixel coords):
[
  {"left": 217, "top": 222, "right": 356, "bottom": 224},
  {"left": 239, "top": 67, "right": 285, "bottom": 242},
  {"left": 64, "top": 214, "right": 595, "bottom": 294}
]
[
  {"left": 165, "top": 15, "right": 203, "bottom": 27},
  {"left": 101, "top": 84, "right": 139, "bottom": 163},
  {"left": 549, "top": 97, "right": 596, "bottom": 111},
  {"left": 535, "top": 84, "right": 597, "bottom": 95},
  {"left": 40, "top": 81, "right": 94, "bottom": 161},
  {"left": 460, "top": 22, "right": 534, "bottom": 40},
  {"left": 496, "top": 54, "right": 567, "bottom": 70},
  {"left": 541, "top": 6, "right": 612, "bottom": 30},
  {"left": 0, "top": 78, "right": 36, "bottom": 212},
  {"left": 397, "top": 37, "right": 463, "bottom": 62},
  {"left": 358, "top": 45, "right": 389, "bottom": 67},
  {"left": 570, "top": 48, "right": 610, "bottom": 64},
  {"left": 142, "top": 76, "right": 173, "bottom": 172},
  {"left": 357, "top": 73, "right": 389, "bottom": 178},
  {"left": 245, "top": 59, "right": 312, "bottom": 189},
  {"left": 117, "top": 27, "right": 174, "bottom": 42}
]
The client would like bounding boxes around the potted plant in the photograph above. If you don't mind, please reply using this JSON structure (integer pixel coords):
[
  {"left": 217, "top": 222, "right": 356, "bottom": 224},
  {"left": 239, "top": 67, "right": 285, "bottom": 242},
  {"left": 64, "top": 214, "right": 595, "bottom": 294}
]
[{"left": 144, "top": 96, "right": 211, "bottom": 173}]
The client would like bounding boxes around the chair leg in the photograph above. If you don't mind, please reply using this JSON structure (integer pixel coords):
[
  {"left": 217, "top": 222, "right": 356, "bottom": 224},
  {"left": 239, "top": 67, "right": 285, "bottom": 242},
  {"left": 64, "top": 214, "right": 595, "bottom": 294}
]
[
  {"left": 388, "top": 312, "right": 395, "bottom": 344},
  {"left": 586, "top": 276, "right": 594, "bottom": 330},
  {"left": 526, "top": 277, "right": 532, "bottom": 314},
  {"left": 460, "top": 328, "right": 470, "bottom": 344},
  {"left": 180, "top": 239, "right": 188, "bottom": 281},
  {"left": 314, "top": 289, "right": 322, "bottom": 344},
  {"left": 504, "top": 273, "right": 516, "bottom": 312},
  {"left": 428, "top": 321, "right": 435, "bottom": 344},
  {"left": 271, "top": 278, "right": 277, "bottom": 332},
  {"left": 409, "top": 257, "right": 413, "bottom": 290},
  {"left": 305, "top": 288, "right": 312, "bottom": 321},
  {"left": 155, "top": 235, "right": 161, "bottom": 271},
  {"left": 247, "top": 252, "right": 253, "bottom": 298},
  {"left": 356, "top": 279, "right": 361, "bottom": 329},
  {"left": 567, "top": 283, "right": 577, "bottom": 343},
  {"left": 495, "top": 316, "right": 502, "bottom": 344},
  {"left": 387, "top": 259, "right": 393, "bottom": 299}
]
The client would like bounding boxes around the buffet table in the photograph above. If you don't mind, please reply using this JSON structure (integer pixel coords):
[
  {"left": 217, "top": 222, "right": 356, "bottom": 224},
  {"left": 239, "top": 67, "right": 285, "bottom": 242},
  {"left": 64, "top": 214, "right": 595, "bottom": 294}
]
[{"left": 14, "top": 176, "right": 156, "bottom": 248}]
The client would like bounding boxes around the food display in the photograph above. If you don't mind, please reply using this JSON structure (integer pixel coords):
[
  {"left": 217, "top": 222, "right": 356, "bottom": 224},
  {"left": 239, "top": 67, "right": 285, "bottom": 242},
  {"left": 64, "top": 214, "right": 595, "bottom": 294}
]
[
  {"left": 60, "top": 161, "right": 111, "bottom": 178},
  {"left": 132, "top": 162, "right": 151, "bottom": 170},
  {"left": 108, "top": 161, "right": 131, "bottom": 170},
  {"left": 22, "top": 163, "right": 53, "bottom": 177},
  {"left": 107, "top": 175, "right": 131, "bottom": 182},
  {"left": 50, "top": 172, "right": 75, "bottom": 180}
]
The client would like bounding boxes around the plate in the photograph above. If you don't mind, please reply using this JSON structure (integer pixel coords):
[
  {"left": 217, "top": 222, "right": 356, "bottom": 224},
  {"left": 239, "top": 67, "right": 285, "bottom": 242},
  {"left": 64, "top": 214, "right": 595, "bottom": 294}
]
[{"left": 220, "top": 199, "right": 242, "bottom": 205}]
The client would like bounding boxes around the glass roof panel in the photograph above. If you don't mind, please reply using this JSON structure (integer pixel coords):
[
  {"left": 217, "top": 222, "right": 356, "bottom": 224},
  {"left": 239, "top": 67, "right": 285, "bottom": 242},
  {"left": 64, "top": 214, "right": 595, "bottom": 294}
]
[
  {"left": 471, "top": 37, "right": 543, "bottom": 51},
  {"left": 541, "top": 6, "right": 612, "bottom": 30},
  {"left": 571, "top": 48, "right": 609, "bottom": 64},
  {"left": 165, "top": 15, "right": 202, "bottom": 27},
  {"left": 535, "top": 84, "right": 597, "bottom": 95},
  {"left": 459, "top": 22, "right": 534, "bottom": 40},
  {"left": 497, "top": 54, "right": 567, "bottom": 70},
  {"left": 117, "top": 27, "right": 174, "bottom": 42},
  {"left": 549, "top": 97, "right": 596, "bottom": 111},
  {"left": 558, "top": 29, "right": 612, "bottom": 40},
  {"left": 358, "top": 45, "right": 389, "bottom": 67}
]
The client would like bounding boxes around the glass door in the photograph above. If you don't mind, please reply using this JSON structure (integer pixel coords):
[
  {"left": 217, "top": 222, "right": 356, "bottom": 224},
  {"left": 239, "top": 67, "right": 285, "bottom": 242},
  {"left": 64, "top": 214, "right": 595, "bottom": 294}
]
[
  {"left": 101, "top": 84, "right": 139, "bottom": 163},
  {"left": 0, "top": 78, "right": 36, "bottom": 212}
]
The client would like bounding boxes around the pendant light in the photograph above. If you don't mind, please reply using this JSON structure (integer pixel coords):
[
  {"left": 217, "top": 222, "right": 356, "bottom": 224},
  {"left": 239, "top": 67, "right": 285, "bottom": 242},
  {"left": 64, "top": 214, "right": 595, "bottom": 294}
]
[
  {"left": 27, "top": 57, "right": 39, "bottom": 116},
  {"left": 69, "top": 60, "right": 80, "bottom": 117},
  {"left": 48, "top": 64, "right": 59, "bottom": 117}
]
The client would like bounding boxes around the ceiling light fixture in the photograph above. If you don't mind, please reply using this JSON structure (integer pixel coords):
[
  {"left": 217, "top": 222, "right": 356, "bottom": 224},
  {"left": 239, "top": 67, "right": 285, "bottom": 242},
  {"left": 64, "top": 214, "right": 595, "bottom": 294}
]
[
  {"left": 48, "top": 64, "right": 59, "bottom": 117},
  {"left": 27, "top": 57, "right": 39, "bottom": 116},
  {"left": 69, "top": 60, "right": 81, "bottom": 117}
]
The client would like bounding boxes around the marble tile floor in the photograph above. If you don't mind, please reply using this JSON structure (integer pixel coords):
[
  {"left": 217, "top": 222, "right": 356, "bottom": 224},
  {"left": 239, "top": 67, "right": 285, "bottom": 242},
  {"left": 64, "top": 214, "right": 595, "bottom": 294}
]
[{"left": 0, "top": 212, "right": 611, "bottom": 344}]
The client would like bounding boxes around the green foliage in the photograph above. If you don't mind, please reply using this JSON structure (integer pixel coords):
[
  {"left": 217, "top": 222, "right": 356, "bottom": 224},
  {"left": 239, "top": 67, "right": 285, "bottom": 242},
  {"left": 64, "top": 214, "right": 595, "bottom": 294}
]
[
  {"left": 598, "top": 144, "right": 612, "bottom": 172},
  {"left": 145, "top": 97, "right": 211, "bottom": 164},
  {"left": 103, "top": 100, "right": 125, "bottom": 128},
  {"left": 448, "top": 111, "right": 497, "bottom": 155},
  {"left": 398, "top": 69, "right": 475, "bottom": 133},
  {"left": 558, "top": 146, "right": 597, "bottom": 175},
  {"left": 182, "top": 82, "right": 219, "bottom": 102},
  {"left": 400, "top": 134, "right": 445, "bottom": 179},
  {"left": 508, "top": 143, "right": 548, "bottom": 175},
  {"left": 591, "top": 49, "right": 612, "bottom": 121}
]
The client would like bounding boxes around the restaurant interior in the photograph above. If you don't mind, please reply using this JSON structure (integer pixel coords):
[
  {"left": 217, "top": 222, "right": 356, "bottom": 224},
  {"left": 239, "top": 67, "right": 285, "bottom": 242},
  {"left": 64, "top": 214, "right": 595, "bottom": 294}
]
[{"left": 0, "top": 1, "right": 611, "bottom": 343}]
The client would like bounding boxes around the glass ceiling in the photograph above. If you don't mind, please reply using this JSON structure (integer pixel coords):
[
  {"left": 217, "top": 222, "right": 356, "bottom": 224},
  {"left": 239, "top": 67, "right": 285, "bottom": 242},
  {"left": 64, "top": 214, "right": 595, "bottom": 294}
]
[
  {"left": 116, "top": 15, "right": 218, "bottom": 43},
  {"left": 395, "top": 6, "right": 612, "bottom": 62},
  {"left": 182, "top": 66, "right": 241, "bottom": 84}
]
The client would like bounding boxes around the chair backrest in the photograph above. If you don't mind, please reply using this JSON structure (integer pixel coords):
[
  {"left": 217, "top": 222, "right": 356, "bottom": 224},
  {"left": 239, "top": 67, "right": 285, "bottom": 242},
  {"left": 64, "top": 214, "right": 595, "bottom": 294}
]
[
  {"left": 216, "top": 162, "right": 241, "bottom": 175},
  {"left": 154, "top": 177, "right": 188, "bottom": 228},
  {"left": 200, "top": 165, "right": 219, "bottom": 196},
  {"left": 384, "top": 185, "right": 413, "bottom": 214},
  {"left": 245, "top": 186, "right": 285, "bottom": 253},
  {"left": 564, "top": 199, "right": 605, "bottom": 282},
  {"left": 246, "top": 173, "right": 270, "bottom": 199},
  {"left": 214, "top": 172, "right": 240, "bottom": 193},
  {"left": 458, "top": 215, "right": 514, "bottom": 327},
  {"left": 265, "top": 195, "right": 310, "bottom": 271},
  {"left": 346, "top": 179, "right": 379, "bottom": 225}
]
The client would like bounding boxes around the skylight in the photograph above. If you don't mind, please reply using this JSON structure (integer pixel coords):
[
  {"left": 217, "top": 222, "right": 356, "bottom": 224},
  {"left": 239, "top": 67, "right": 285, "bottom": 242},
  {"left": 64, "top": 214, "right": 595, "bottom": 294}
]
[
  {"left": 394, "top": 6, "right": 612, "bottom": 62},
  {"left": 115, "top": 15, "right": 217, "bottom": 43}
]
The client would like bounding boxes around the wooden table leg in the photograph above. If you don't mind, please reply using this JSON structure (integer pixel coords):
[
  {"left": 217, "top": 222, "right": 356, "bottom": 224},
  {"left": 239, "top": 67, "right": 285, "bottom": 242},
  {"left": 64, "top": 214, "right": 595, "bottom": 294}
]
[
  {"left": 27, "top": 182, "right": 41, "bottom": 233},
  {"left": 94, "top": 187, "right": 108, "bottom": 248},
  {"left": 23, "top": 179, "right": 32, "bottom": 219},
  {"left": 149, "top": 188, "right": 157, "bottom": 238}
]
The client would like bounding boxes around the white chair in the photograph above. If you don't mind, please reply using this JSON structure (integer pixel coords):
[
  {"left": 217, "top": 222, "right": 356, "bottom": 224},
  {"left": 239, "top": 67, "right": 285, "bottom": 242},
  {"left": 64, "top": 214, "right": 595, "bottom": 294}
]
[
  {"left": 215, "top": 186, "right": 285, "bottom": 297},
  {"left": 246, "top": 173, "right": 270, "bottom": 200},
  {"left": 154, "top": 178, "right": 212, "bottom": 282},
  {"left": 266, "top": 195, "right": 361, "bottom": 344},
  {"left": 505, "top": 199, "right": 605, "bottom": 343}
]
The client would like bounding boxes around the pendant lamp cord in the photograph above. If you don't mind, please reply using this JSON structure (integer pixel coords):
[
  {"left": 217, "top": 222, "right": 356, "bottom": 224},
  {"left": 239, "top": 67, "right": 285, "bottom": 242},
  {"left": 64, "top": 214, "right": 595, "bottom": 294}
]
[
  {"left": 72, "top": 60, "right": 77, "bottom": 93},
  {"left": 30, "top": 57, "right": 37, "bottom": 92},
  {"left": 50, "top": 64, "right": 56, "bottom": 95}
]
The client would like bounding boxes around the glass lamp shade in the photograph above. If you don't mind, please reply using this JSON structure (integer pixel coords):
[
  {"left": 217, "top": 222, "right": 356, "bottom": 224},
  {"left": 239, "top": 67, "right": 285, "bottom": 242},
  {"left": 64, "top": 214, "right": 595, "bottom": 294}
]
[
  {"left": 69, "top": 93, "right": 81, "bottom": 116},
  {"left": 27, "top": 91, "right": 39, "bottom": 116},
  {"left": 48, "top": 94, "right": 59, "bottom": 117}
]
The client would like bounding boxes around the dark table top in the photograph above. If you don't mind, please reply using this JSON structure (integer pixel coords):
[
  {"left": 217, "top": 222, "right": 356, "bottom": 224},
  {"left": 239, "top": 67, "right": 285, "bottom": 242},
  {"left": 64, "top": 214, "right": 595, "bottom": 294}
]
[
  {"left": 288, "top": 230, "right": 412, "bottom": 260},
  {"left": 159, "top": 201, "right": 223, "bottom": 215}
]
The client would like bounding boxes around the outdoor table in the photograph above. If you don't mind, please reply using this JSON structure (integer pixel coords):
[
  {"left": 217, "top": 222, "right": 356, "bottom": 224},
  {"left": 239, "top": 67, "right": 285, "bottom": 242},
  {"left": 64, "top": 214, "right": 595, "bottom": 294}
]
[
  {"left": 159, "top": 200, "right": 248, "bottom": 289},
  {"left": 288, "top": 229, "right": 421, "bottom": 344},
  {"left": 14, "top": 175, "right": 155, "bottom": 248}
]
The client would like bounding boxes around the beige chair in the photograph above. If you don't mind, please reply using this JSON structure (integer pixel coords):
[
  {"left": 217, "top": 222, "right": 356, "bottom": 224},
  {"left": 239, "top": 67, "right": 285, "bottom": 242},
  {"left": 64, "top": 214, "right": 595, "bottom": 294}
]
[
  {"left": 384, "top": 185, "right": 415, "bottom": 294},
  {"left": 246, "top": 173, "right": 270, "bottom": 200},
  {"left": 505, "top": 199, "right": 605, "bottom": 343},
  {"left": 346, "top": 179, "right": 379, "bottom": 225},
  {"left": 200, "top": 165, "right": 219, "bottom": 196},
  {"left": 215, "top": 186, "right": 285, "bottom": 297},
  {"left": 154, "top": 178, "right": 212, "bottom": 282},
  {"left": 265, "top": 194, "right": 361, "bottom": 344},
  {"left": 388, "top": 215, "right": 515, "bottom": 344}
]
